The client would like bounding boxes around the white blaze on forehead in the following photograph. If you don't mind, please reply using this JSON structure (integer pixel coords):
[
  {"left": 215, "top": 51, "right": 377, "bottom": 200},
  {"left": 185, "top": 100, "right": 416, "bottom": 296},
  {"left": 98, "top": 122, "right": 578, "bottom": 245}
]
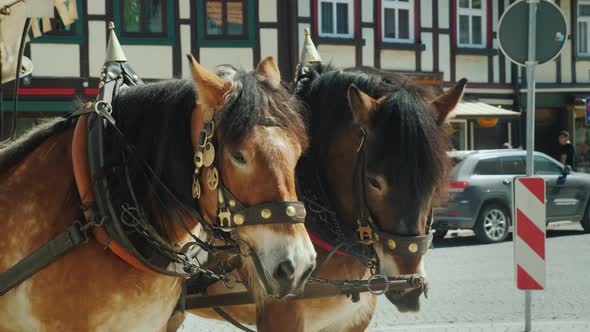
[{"left": 261, "top": 126, "right": 301, "bottom": 163}]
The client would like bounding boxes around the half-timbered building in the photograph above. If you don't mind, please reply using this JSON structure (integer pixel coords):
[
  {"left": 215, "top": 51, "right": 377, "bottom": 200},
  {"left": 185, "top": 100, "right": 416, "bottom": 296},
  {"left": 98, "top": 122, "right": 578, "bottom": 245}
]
[{"left": 4, "top": 0, "right": 590, "bottom": 169}]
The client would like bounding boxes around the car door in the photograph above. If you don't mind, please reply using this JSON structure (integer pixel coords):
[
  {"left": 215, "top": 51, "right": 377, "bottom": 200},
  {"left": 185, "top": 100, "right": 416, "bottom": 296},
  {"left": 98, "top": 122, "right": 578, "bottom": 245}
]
[
  {"left": 535, "top": 155, "right": 583, "bottom": 220},
  {"left": 499, "top": 155, "right": 526, "bottom": 213}
]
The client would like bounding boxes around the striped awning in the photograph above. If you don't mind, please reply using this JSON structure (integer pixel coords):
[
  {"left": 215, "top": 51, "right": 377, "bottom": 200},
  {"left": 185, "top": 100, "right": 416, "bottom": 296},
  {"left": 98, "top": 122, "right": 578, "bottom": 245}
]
[{"left": 450, "top": 101, "right": 521, "bottom": 119}]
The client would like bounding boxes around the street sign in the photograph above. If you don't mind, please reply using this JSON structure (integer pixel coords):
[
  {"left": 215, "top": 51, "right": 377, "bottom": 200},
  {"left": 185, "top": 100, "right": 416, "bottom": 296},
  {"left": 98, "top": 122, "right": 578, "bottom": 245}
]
[
  {"left": 513, "top": 177, "right": 546, "bottom": 290},
  {"left": 498, "top": 0, "right": 567, "bottom": 66}
]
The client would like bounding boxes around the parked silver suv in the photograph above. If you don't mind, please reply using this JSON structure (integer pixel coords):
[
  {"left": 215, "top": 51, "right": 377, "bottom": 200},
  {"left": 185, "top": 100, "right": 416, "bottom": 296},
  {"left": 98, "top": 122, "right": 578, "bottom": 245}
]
[{"left": 434, "top": 149, "right": 590, "bottom": 243}]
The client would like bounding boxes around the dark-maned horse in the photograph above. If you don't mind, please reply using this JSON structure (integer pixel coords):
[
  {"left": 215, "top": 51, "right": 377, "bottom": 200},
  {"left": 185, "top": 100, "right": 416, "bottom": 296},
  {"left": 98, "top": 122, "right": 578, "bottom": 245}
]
[
  {"left": 186, "top": 63, "right": 466, "bottom": 331},
  {"left": 0, "top": 57, "right": 315, "bottom": 331}
]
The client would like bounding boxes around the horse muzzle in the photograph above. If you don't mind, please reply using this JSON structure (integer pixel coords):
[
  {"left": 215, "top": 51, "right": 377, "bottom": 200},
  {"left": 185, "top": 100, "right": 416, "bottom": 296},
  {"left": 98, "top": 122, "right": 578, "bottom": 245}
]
[{"left": 385, "top": 283, "right": 426, "bottom": 312}]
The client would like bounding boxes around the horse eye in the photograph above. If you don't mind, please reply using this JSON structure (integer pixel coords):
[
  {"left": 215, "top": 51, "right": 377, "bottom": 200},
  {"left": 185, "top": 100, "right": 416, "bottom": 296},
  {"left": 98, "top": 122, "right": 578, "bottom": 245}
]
[
  {"left": 231, "top": 151, "right": 247, "bottom": 164},
  {"left": 368, "top": 176, "right": 382, "bottom": 190}
]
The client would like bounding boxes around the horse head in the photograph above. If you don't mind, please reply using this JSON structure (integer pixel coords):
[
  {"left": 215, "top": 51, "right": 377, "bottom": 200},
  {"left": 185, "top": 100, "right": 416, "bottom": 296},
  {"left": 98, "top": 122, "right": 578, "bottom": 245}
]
[
  {"left": 187, "top": 55, "right": 316, "bottom": 301},
  {"left": 295, "top": 40, "right": 466, "bottom": 312}
]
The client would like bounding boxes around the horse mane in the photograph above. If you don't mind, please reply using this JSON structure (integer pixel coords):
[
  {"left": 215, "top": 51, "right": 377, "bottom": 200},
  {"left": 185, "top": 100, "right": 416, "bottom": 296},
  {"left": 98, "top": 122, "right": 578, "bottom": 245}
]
[
  {"left": 216, "top": 65, "right": 308, "bottom": 150},
  {"left": 0, "top": 117, "right": 76, "bottom": 173},
  {"left": 298, "top": 63, "right": 449, "bottom": 224}
]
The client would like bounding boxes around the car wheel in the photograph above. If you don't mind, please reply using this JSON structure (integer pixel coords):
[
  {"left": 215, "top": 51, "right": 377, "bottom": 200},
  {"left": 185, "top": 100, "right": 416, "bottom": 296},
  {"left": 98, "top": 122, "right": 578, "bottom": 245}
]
[
  {"left": 474, "top": 203, "right": 511, "bottom": 244},
  {"left": 433, "top": 229, "right": 448, "bottom": 241},
  {"left": 582, "top": 204, "right": 590, "bottom": 234}
]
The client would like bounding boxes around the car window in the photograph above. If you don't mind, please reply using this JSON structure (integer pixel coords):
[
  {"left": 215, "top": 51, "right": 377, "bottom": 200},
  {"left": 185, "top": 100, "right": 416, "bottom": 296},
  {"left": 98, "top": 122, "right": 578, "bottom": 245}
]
[
  {"left": 534, "top": 156, "right": 562, "bottom": 175},
  {"left": 473, "top": 158, "right": 501, "bottom": 175},
  {"left": 500, "top": 156, "right": 526, "bottom": 175}
]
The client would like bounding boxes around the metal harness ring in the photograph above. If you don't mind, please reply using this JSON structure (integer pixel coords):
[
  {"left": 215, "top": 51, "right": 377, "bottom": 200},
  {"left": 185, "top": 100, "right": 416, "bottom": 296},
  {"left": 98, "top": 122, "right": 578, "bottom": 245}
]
[{"left": 367, "top": 273, "right": 389, "bottom": 295}]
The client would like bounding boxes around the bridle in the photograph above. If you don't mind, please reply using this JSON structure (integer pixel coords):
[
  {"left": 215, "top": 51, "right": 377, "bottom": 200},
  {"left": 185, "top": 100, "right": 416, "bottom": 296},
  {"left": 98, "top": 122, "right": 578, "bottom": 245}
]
[
  {"left": 191, "top": 103, "right": 307, "bottom": 233},
  {"left": 353, "top": 127, "right": 434, "bottom": 257}
]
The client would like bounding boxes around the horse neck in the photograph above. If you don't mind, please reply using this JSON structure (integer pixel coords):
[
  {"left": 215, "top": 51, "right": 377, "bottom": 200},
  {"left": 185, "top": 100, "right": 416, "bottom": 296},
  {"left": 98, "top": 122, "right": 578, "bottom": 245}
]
[{"left": 316, "top": 124, "right": 360, "bottom": 230}]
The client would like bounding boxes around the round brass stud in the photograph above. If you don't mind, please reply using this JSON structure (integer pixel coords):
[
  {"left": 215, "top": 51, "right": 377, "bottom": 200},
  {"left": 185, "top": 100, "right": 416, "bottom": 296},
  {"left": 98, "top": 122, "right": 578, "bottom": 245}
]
[
  {"left": 98, "top": 81, "right": 105, "bottom": 88},
  {"left": 286, "top": 206, "right": 296, "bottom": 217},
  {"left": 388, "top": 239, "right": 396, "bottom": 250},
  {"left": 261, "top": 208, "right": 272, "bottom": 219},
  {"left": 133, "top": 74, "right": 139, "bottom": 82},
  {"left": 408, "top": 243, "right": 418, "bottom": 253},
  {"left": 100, "top": 73, "right": 105, "bottom": 80},
  {"left": 229, "top": 200, "right": 237, "bottom": 208},
  {"left": 107, "top": 72, "right": 115, "bottom": 79},
  {"left": 234, "top": 214, "right": 245, "bottom": 225}
]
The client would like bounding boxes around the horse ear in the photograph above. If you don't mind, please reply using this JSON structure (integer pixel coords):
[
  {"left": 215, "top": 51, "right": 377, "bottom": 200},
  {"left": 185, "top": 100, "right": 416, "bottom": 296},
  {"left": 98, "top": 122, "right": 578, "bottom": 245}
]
[
  {"left": 348, "top": 84, "right": 380, "bottom": 125},
  {"left": 256, "top": 56, "right": 281, "bottom": 85},
  {"left": 432, "top": 78, "right": 467, "bottom": 126},
  {"left": 186, "top": 54, "right": 229, "bottom": 107}
]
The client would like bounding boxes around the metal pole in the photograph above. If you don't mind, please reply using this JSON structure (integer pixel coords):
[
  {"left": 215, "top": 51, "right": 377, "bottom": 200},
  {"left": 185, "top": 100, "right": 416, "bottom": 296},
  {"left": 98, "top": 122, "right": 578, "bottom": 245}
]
[{"left": 525, "top": 0, "right": 539, "bottom": 331}]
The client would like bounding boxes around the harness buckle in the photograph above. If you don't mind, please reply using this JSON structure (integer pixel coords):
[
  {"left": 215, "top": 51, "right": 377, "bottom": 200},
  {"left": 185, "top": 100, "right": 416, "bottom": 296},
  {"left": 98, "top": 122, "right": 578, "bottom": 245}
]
[
  {"left": 217, "top": 207, "right": 233, "bottom": 232},
  {"left": 356, "top": 220, "right": 375, "bottom": 245}
]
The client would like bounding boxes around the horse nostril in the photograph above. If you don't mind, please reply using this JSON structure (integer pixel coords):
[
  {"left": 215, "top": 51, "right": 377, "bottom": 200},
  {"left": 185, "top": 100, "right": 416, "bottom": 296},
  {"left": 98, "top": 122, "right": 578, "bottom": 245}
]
[{"left": 274, "top": 260, "right": 295, "bottom": 283}]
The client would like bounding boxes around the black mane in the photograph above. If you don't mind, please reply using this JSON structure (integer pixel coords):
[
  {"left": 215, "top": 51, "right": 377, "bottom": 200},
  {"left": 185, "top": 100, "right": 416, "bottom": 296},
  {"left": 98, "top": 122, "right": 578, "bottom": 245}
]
[
  {"left": 297, "top": 63, "right": 448, "bottom": 229},
  {"left": 0, "top": 116, "right": 75, "bottom": 173}
]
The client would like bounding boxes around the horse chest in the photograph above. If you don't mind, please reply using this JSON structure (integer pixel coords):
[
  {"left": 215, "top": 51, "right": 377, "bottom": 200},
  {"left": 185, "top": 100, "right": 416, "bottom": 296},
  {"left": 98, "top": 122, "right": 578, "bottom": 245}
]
[{"left": 303, "top": 293, "right": 376, "bottom": 332}]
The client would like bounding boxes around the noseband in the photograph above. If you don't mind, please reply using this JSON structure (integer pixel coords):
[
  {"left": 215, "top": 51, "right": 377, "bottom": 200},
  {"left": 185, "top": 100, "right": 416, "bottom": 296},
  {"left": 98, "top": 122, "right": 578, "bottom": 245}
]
[
  {"left": 191, "top": 104, "right": 306, "bottom": 231},
  {"left": 353, "top": 128, "right": 433, "bottom": 257}
]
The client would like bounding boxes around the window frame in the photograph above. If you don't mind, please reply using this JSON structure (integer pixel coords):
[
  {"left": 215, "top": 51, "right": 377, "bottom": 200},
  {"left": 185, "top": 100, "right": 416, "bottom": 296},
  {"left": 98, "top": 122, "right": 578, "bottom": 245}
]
[
  {"left": 381, "top": 0, "right": 414, "bottom": 44},
  {"left": 113, "top": 0, "right": 175, "bottom": 45},
  {"left": 318, "top": 0, "right": 355, "bottom": 39},
  {"left": 577, "top": 0, "right": 590, "bottom": 57},
  {"left": 196, "top": 0, "right": 255, "bottom": 47},
  {"left": 456, "top": 0, "right": 487, "bottom": 49},
  {"left": 32, "top": 0, "right": 84, "bottom": 44}
]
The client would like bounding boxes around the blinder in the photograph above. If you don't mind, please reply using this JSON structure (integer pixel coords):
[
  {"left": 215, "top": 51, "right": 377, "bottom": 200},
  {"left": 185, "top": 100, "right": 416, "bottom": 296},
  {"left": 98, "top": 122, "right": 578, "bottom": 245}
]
[
  {"left": 192, "top": 104, "right": 307, "bottom": 232},
  {"left": 353, "top": 128, "right": 434, "bottom": 257}
]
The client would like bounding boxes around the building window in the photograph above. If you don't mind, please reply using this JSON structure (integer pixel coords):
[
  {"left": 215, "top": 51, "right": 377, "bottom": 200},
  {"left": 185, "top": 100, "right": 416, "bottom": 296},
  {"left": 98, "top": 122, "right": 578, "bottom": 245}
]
[
  {"left": 196, "top": 0, "right": 254, "bottom": 47},
  {"left": 382, "top": 0, "right": 414, "bottom": 43},
  {"left": 121, "top": 0, "right": 166, "bottom": 36},
  {"left": 32, "top": 0, "right": 84, "bottom": 44},
  {"left": 318, "top": 0, "right": 354, "bottom": 38},
  {"left": 204, "top": 0, "right": 247, "bottom": 39},
  {"left": 456, "top": 0, "right": 486, "bottom": 48},
  {"left": 578, "top": 1, "right": 590, "bottom": 56}
]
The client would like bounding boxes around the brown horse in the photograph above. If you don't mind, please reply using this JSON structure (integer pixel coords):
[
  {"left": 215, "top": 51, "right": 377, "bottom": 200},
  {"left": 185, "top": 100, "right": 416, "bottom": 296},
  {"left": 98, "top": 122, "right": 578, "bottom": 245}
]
[
  {"left": 185, "top": 63, "right": 466, "bottom": 331},
  {"left": 0, "top": 56, "right": 315, "bottom": 331}
]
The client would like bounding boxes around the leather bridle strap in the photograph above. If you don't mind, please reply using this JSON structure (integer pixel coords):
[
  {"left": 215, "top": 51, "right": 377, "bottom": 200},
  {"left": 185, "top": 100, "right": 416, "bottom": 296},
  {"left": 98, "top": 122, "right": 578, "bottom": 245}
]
[{"left": 352, "top": 128, "right": 434, "bottom": 257}]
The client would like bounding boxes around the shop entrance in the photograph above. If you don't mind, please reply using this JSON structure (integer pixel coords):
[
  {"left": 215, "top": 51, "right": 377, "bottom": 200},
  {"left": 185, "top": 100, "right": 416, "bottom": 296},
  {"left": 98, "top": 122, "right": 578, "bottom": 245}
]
[{"left": 534, "top": 107, "right": 570, "bottom": 160}]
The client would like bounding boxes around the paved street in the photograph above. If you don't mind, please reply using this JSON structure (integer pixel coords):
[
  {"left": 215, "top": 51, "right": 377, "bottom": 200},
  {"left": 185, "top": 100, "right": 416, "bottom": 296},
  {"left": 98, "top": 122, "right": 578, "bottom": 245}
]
[{"left": 182, "top": 221, "right": 590, "bottom": 331}]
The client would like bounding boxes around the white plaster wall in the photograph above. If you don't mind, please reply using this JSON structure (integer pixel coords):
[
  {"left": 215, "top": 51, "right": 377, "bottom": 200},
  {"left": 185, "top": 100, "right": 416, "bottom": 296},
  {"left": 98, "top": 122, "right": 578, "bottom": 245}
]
[
  {"left": 440, "top": 34, "right": 451, "bottom": 81},
  {"left": 439, "top": 0, "right": 450, "bottom": 29},
  {"left": 362, "top": 0, "right": 373, "bottom": 23},
  {"left": 380, "top": 50, "right": 415, "bottom": 71},
  {"left": 88, "top": 21, "right": 107, "bottom": 77},
  {"left": 561, "top": 0, "right": 572, "bottom": 83},
  {"left": 125, "top": 46, "right": 173, "bottom": 79},
  {"left": 575, "top": 62, "right": 590, "bottom": 83},
  {"left": 536, "top": 61, "right": 557, "bottom": 83},
  {"left": 298, "top": 0, "right": 311, "bottom": 17},
  {"left": 318, "top": 45, "right": 356, "bottom": 68},
  {"left": 87, "top": 0, "right": 105, "bottom": 15},
  {"left": 455, "top": 55, "right": 487, "bottom": 83},
  {"left": 362, "top": 28, "right": 374, "bottom": 67},
  {"left": 259, "top": 0, "right": 277, "bottom": 22},
  {"left": 505, "top": 55, "right": 512, "bottom": 84},
  {"left": 179, "top": 0, "right": 191, "bottom": 19},
  {"left": 31, "top": 44, "right": 80, "bottom": 77},
  {"left": 298, "top": 23, "right": 311, "bottom": 57},
  {"left": 260, "top": 29, "right": 279, "bottom": 62},
  {"left": 200, "top": 48, "right": 254, "bottom": 71},
  {"left": 421, "top": 0, "right": 433, "bottom": 28},
  {"left": 561, "top": 43, "right": 572, "bottom": 83},
  {"left": 181, "top": 25, "right": 192, "bottom": 79},
  {"left": 421, "top": 32, "right": 433, "bottom": 71}
]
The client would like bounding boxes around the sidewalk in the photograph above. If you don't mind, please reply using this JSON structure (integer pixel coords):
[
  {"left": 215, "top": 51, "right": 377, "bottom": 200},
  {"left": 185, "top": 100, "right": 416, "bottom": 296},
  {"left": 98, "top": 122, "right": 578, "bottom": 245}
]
[{"left": 370, "top": 320, "right": 590, "bottom": 332}]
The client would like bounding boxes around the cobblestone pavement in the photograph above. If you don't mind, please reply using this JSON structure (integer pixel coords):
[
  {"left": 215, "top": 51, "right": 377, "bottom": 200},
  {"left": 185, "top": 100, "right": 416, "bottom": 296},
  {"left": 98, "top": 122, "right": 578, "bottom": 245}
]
[{"left": 181, "top": 222, "right": 590, "bottom": 331}]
